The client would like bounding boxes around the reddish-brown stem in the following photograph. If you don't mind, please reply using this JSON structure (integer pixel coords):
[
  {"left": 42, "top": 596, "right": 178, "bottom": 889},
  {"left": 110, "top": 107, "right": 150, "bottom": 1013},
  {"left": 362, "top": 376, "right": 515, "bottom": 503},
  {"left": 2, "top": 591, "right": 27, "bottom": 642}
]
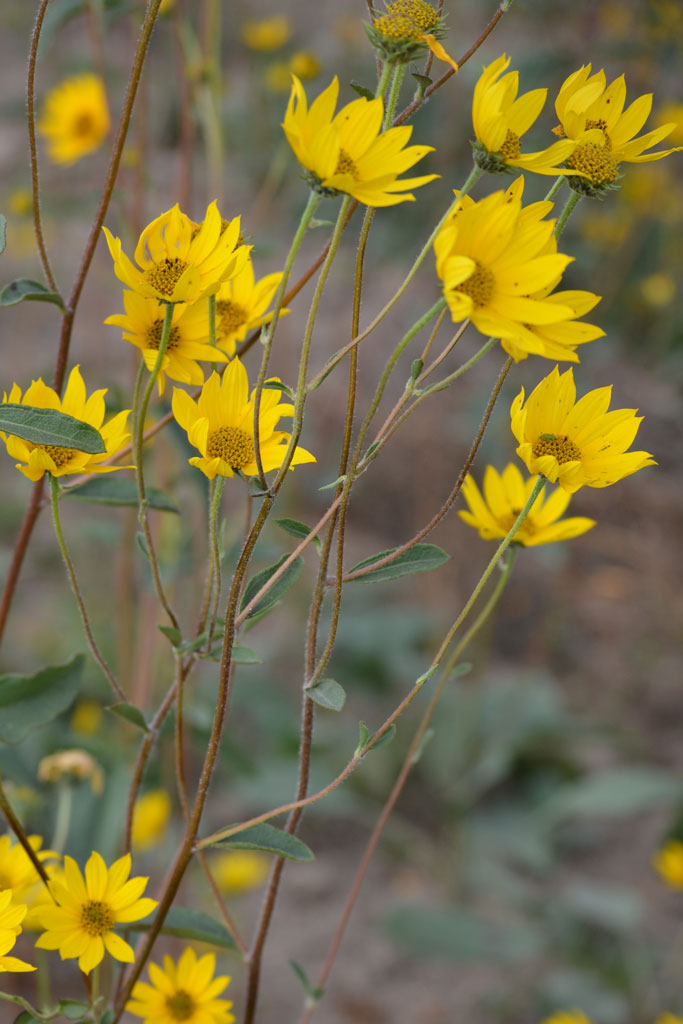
[
  {"left": 0, "top": 481, "right": 43, "bottom": 645},
  {"left": 0, "top": 778, "right": 51, "bottom": 888},
  {"left": 27, "top": 0, "right": 59, "bottom": 294}
]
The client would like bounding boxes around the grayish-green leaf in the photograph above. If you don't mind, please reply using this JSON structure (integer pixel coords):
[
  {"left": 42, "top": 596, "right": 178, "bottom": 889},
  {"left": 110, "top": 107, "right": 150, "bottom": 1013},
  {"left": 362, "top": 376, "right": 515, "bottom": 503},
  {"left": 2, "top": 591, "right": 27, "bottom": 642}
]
[
  {"left": 275, "top": 517, "right": 320, "bottom": 550},
  {"left": 0, "top": 405, "right": 105, "bottom": 453},
  {"left": 240, "top": 554, "right": 304, "bottom": 621},
  {"left": 158, "top": 625, "right": 182, "bottom": 647},
  {"left": 0, "top": 215, "right": 6, "bottom": 256},
  {"left": 0, "top": 655, "right": 83, "bottom": 744},
  {"left": 373, "top": 724, "right": 396, "bottom": 749},
  {"left": 348, "top": 544, "right": 449, "bottom": 584},
  {"left": 211, "top": 823, "right": 314, "bottom": 861},
  {"left": 542, "top": 767, "right": 678, "bottom": 824},
  {"left": 305, "top": 677, "right": 346, "bottom": 711},
  {"left": 263, "top": 379, "right": 294, "bottom": 399},
  {"left": 382, "top": 904, "right": 542, "bottom": 962},
  {"left": 65, "top": 476, "right": 177, "bottom": 512},
  {"left": 355, "top": 721, "right": 370, "bottom": 756},
  {"left": 106, "top": 702, "right": 149, "bottom": 733},
  {"left": 0, "top": 278, "right": 64, "bottom": 309},
  {"left": 129, "top": 906, "right": 236, "bottom": 950},
  {"left": 289, "top": 960, "right": 324, "bottom": 1001},
  {"left": 349, "top": 81, "right": 375, "bottom": 100}
]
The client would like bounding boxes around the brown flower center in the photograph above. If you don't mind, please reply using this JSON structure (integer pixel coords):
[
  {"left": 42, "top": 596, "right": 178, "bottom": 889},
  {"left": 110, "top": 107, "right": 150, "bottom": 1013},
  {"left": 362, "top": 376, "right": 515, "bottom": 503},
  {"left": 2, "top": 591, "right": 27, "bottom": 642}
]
[
  {"left": 386, "top": 0, "right": 439, "bottom": 30},
  {"left": 532, "top": 434, "right": 582, "bottom": 465},
  {"left": 165, "top": 990, "right": 196, "bottom": 1021},
  {"left": 206, "top": 426, "right": 254, "bottom": 470},
  {"left": 80, "top": 899, "right": 115, "bottom": 936},
  {"left": 39, "top": 444, "right": 77, "bottom": 469},
  {"left": 373, "top": 12, "right": 421, "bottom": 39},
  {"left": 72, "top": 113, "right": 95, "bottom": 138},
  {"left": 335, "top": 149, "right": 358, "bottom": 178},
  {"left": 585, "top": 117, "right": 612, "bottom": 149},
  {"left": 567, "top": 142, "right": 618, "bottom": 185},
  {"left": 145, "top": 258, "right": 189, "bottom": 298},
  {"left": 145, "top": 319, "right": 181, "bottom": 351},
  {"left": 453, "top": 260, "right": 495, "bottom": 307},
  {"left": 499, "top": 129, "right": 521, "bottom": 160},
  {"left": 216, "top": 300, "right": 248, "bottom": 337}
]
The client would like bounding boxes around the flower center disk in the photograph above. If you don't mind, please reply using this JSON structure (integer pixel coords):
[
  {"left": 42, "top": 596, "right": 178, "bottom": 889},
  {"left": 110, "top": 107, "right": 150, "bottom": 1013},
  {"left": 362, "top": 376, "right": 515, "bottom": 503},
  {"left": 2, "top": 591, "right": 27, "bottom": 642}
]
[
  {"left": 206, "top": 426, "right": 254, "bottom": 470},
  {"left": 165, "top": 990, "right": 196, "bottom": 1022},
  {"left": 500, "top": 129, "right": 521, "bottom": 160},
  {"left": 72, "top": 113, "right": 95, "bottom": 138},
  {"left": 80, "top": 899, "right": 115, "bottom": 936},
  {"left": 145, "top": 258, "right": 189, "bottom": 298},
  {"left": 454, "top": 260, "right": 495, "bottom": 307},
  {"left": 532, "top": 434, "right": 582, "bottom": 465},
  {"left": 216, "top": 300, "right": 248, "bottom": 335},
  {"left": 335, "top": 149, "right": 358, "bottom": 179},
  {"left": 567, "top": 142, "right": 618, "bottom": 185},
  {"left": 145, "top": 320, "right": 181, "bottom": 351},
  {"left": 386, "top": 0, "right": 439, "bottom": 30},
  {"left": 39, "top": 444, "right": 77, "bottom": 468}
]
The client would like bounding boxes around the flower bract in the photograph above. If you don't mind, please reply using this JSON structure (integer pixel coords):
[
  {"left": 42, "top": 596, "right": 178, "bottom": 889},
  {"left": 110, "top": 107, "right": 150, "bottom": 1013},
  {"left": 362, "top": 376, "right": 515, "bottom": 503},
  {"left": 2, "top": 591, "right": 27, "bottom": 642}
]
[
  {"left": 368, "top": 1, "right": 458, "bottom": 70},
  {"left": 38, "top": 73, "right": 110, "bottom": 166},
  {"left": 1, "top": 365, "right": 131, "bottom": 482},
  {"left": 554, "top": 65, "right": 682, "bottom": 193},
  {"left": 472, "top": 55, "right": 579, "bottom": 175},
  {"left": 126, "top": 946, "right": 235, "bottom": 1024},
  {"left": 131, "top": 790, "right": 172, "bottom": 852},
  {"left": 459, "top": 464, "right": 595, "bottom": 546},
  {"left": 105, "top": 291, "right": 228, "bottom": 394},
  {"left": 283, "top": 76, "right": 438, "bottom": 206},
  {"left": 35, "top": 851, "right": 157, "bottom": 974},
  {"left": 214, "top": 260, "right": 288, "bottom": 356},
  {"left": 0, "top": 891, "right": 35, "bottom": 973},
  {"left": 510, "top": 366, "right": 656, "bottom": 493},
  {"left": 103, "top": 202, "right": 250, "bottom": 304},
  {"left": 172, "top": 360, "right": 316, "bottom": 480},
  {"left": 434, "top": 177, "right": 602, "bottom": 360}
]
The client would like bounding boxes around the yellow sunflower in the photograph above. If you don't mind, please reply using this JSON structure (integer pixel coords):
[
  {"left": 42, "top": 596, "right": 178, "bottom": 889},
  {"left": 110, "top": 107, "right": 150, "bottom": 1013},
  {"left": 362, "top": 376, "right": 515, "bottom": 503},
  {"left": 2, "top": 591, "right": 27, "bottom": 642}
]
[
  {"left": 0, "top": 834, "right": 56, "bottom": 906},
  {"left": 35, "top": 851, "right": 157, "bottom": 974},
  {"left": 172, "top": 360, "right": 316, "bottom": 480},
  {"left": 541, "top": 1014, "right": 592, "bottom": 1024},
  {"left": 554, "top": 65, "right": 682, "bottom": 192},
  {"left": 1, "top": 365, "right": 131, "bottom": 482},
  {"left": 369, "top": 1, "right": 458, "bottom": 71},
  {"left": 510, "top": 366, "right": 656, "bottom": 493},
  {"left": 214, "top": 260, "right": 288, "bottom": 356},
  {"left": 38, "top": 73, "right": 110, "bottom": 166},
  {"left": 102, "top": 202, "right": 250, "bottom": 305},
  {"left": 212, "top": 851, "right": 270, "bottom": 894},
  {"left": 105, "top": 290, "right": 227, "bottom": 395},
  {"left": 126, "top": 946, "right": 234, "bottom": 1024},
  {"left": 131, "top": 790, "right": 172, "bottom": 853},
  {"left": 0, "top": 891, "right": 34, "bottom": 972},
  {"left": 656, "top": 1016, "right": 683, "bottom": 1024},
  {"left": 434, "top": 177, "right": 602, "bottom": 359},
  {"left": 472, "top": 55, "right": 580, "bottom": 175},
  {"left": 242, "top": 16, "right": 291, "bottom": 51},
  {"left": 459, "top": 464, "right": 595, "bottom": 546},
  {"left": 282, "top": 75, "right": 439, "bottom": 207},
  {"left": 654, "top": 839, "right": 683, "bottom": 889}
]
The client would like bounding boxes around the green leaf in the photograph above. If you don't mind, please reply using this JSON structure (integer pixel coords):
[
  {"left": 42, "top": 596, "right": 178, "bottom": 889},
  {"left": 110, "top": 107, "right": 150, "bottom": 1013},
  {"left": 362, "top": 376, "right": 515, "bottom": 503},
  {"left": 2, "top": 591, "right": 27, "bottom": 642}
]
[
  {"left": 247, "top": 477, "right": 270, "bottom": 498},
  {"left": 305, "top": 677, "right": 346, "bottom": 712},
  {"left": 0, "top": 405, "right": 105, "bottom": 453},
  {"left": 158, "top": 625, "right": 182, "bottom": 647},
  {"left": 348, "top": 544, "right": 449, "bottom": 584},
  {"left": 355, "top": 721, "right": 370, "bottom": 756},
  {"left": 373, "top": 724, "right": 396, "bottom": 750},
  {"left": 58, "top": 1000, "right": 92, "bottom": 1021},
  {"left": 289, "top": 960, "right": 324, "bottom": 1001},
  {"left": 211, "top": 823, "right": 314, "bottom": 861},
  {"left": 129, "top": 906, "right": 237, "bottom": 950},
  {"left": 275, "top": 517, "right": 320, "bottom": 550},
  {"left": 263, "top": 380, "right": 294, "bottom": 399},
  {"left": 355, "top": 720, "right": 396, "bottom": 756},
  {"left": 451, "top": 662, "right": 472, "bottom": 679},
  {"left": 542, "top": 767, "right": 678, "bottom": 824},
  {"left": 0, "top": 655, "right": 83, "bottom": 744},
  {"left": 0, "top": 215, "right": 6, "bottom": 256},
  {"left": 136, "top": 531, "right": 150, "bottom": 559},
  {"left": 349, "top": 80, "right": 375, "bottom": 100},
  {"left": 233, "top": 645, "right": 261, "bottom": 664},
  {"left": 318, "top": 474, "right": 345, "bottom": 492},
  {"left": 65, "top": 476, "right": 177, "bottom": 512},
  {"left": 0, "top": 278, "right": 64, "bottom": 310},
  {"left": 106, "top": 702, "right": 150, "bottom": 733},
  {"left": 240, "top": 554, "right": 304, "bottom": 621}
]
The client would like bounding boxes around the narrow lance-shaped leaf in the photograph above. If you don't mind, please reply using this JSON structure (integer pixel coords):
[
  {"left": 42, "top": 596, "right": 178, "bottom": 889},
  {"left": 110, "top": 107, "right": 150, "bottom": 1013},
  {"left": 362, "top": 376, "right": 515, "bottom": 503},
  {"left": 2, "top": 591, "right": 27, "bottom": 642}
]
[
  {"left": 240, "top": 554, "right": 304, "bottom": 621},
  {"left": 128, "top": 907, "right": 237, "bottom": 951},
  {"left": 0, "top": 278, "right": 64, "bottom": 310},
  {"left": 65, "top": 476, "right": 177, "bottom": 511},
  {"left": 347, "top": 543, "right": 450, "bottom": 584},
  {"left": 0, "top": 406, "right": 105, "bottom": 454},
  {"left": 209, "top": 823, "right": 314, "bottom": 862}
]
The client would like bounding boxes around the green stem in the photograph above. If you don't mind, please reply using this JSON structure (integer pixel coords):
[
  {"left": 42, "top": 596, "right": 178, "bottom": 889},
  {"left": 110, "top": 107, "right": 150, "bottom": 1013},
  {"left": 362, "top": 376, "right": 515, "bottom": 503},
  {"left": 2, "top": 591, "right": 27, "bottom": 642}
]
[
  {"left": 91, "top": 963, "right": 101, "bottom": 1022},
  {"left": 207, "top": 475, "right": 225, "bottom": 643},
  {"left": 554, "top": 190, "right": 580, "bottom": 239},
  {"left": 382, "top": 65, "right": 406, "bottom": 128},
  {"left": 415, "top": 335, "right": 498, "bottom": 399},
  {"left": 252, "top": 190, "right": 321, "bottom": 486},
  {"left": 49, "top": 476, "right": 125, "bottom": 700},
  {"left": 543, "top": 175, "right": 566, "bottom": 203},
  {"left": 50, "top": 784, "right": 72, "bottom": 854},
  {"left": 376, "top": 61, "right": 393, "bottom": 104},
  {"left": 422, "top": 477, "right": 544, "bottom": 680},
  {"left": 35, "top": 948, "right": 51, "bottom": 1011}
]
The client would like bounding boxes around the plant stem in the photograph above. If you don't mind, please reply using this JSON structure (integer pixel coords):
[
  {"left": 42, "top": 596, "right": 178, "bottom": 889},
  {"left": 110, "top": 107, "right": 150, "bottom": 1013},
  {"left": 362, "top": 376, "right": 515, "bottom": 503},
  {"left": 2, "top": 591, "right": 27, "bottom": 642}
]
[
  {"left": 0, "top": 776, "right": 51, "bottom": 887},
  {"left": 50, "top": 784, "right": 73, "bottom": 854},
  {"left": 554, "top": 190, "right": 581, "bottom": 239},
  {"left": 49, "top": 476, "right": 125, "bottom": 700},
  {"left": 544, "top": 175, "right": 566, "bottom": 202},
  {"left": 207, "top": 476, "right": 225, "bottom": 643}
]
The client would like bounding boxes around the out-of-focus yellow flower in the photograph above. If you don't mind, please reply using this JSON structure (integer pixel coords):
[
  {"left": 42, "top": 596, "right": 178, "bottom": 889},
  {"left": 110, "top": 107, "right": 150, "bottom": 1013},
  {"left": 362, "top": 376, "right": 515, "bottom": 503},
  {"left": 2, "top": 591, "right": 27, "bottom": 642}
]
[
  {"left": 541, "top": 1013, "right": 592, "bottom": 1024},
  {"left": 70, "top": 699, "right": 103, "bottom": 736},
  {"left": 598, "top": 1, "right": 631, "bottom": 38},
  {"left": 283, "top": 75, "right": 438, "bottom": 207},
  {"left": 127, "top": 947, "right": 235, "bottom": 1023},
  {"left": 38, "top": 750, "right": 104, "bottom": 795},
  {"left": 0, "top": 892, "right": 34, "bottom": 973},
  {"left": 511, "top": 366, "right": 656, "bottom": 493},
  {"left": 265, "top": 62, "right": 292, "bottom": 93},
  {"left": 656, "top": 102, "right": 683, "bottom": 145},
  {"left": 289, "top": 51, "right": 321, "bottom": 80},
  {"left": 641, "top": 273, "right": 676, "bottom": 307},
  {"left": 656, "top": 1015, "right": 683, "bottom": 1024},
  {"left": 459, "top": 464, "right": 595, "bottom": 546},
  {"left": 7, "top": 189, "right": 32, "bottom": 217},
  {"left": 212, "top": 851, "right": 270, "bottom": 893},
  {"left": 654, "top": 840, "right": 683, "bottom": 888},
  {"left": 242, "top": 16, "right": 291, "bottom": 51},
  {"left": 158, "top": 0, "right": 175, "bottom": 15},
  {"left": 103, "top": 202, "right": 250, "bottom": 305},
  {"left": 131, "top": 790, "right": 171, "bottom": 852},
  {"left": 579, "top": 211, "right": 631, "bottom": 247},
  {"left": 0, "top": 835, "right": 55, "bottom": 906},
  {"left": 1, "top": 365, "right": 131, "bottom": 483},
  {"left": 38, "top": 73, "right": 110, "bottom": 166}
]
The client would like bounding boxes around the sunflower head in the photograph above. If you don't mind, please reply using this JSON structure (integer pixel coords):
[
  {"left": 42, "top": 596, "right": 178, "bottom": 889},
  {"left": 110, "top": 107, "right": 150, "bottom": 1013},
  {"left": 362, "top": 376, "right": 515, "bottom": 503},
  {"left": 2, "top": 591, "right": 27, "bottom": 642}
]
[
  {"left": 38, "top": 73, "right": 110, "bottom": 166},
  {"left": 126, "top": 946, "right": 235, "bottom": 1023},
  {"left": 366, "top": 1, "right": 456, "bottom": 69}
]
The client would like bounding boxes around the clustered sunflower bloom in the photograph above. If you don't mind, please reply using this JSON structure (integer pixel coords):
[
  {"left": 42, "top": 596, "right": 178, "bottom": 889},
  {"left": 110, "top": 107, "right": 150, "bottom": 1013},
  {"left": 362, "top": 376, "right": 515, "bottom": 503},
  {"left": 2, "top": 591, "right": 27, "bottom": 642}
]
[
  {"left": 283, "top": 75, "right": 438, "bottom": 206},
  {"left": 554, "top": 65, "right": 683, "bottom": 194},
  {"left": 103, "top": 202, "right": 250, "bottom": 305},
  {"left": 434, "top": 177, "right": 603, "bottom": 361},
  {"left": 460, "top": 464, "right": 594, "bottom": 546},
  {"left": 127, "top": 946, "right": 235, "bottom": 1024},
  {"left": 104, "top": 290, "right": 227, "bottom": 395},
  {"left": 214, "top": 260, "right": 288, "bottom": 356},
  {"left": 654, "top": 839, "right": 683, "bottom": 888},
  {"left": 0, "top": 890, "right": 35, "bottom": 973},
  {"left": 35, "top": 851, "right": 157, "bottom": 974},
  {"left": 39, "top": 73, "right": 110, "bottom": 166},
  {"left": 511, "top": 366, "right": 656, "bottom": 493},
  {"left": 172, "top": 359, "right": 315, "bottom": 480},
  {"left": 472, "top": 54, "right": 580, "bottom": 175},
  {"left": 1, "top": 365, "right": 131, "bottom": 482}
]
